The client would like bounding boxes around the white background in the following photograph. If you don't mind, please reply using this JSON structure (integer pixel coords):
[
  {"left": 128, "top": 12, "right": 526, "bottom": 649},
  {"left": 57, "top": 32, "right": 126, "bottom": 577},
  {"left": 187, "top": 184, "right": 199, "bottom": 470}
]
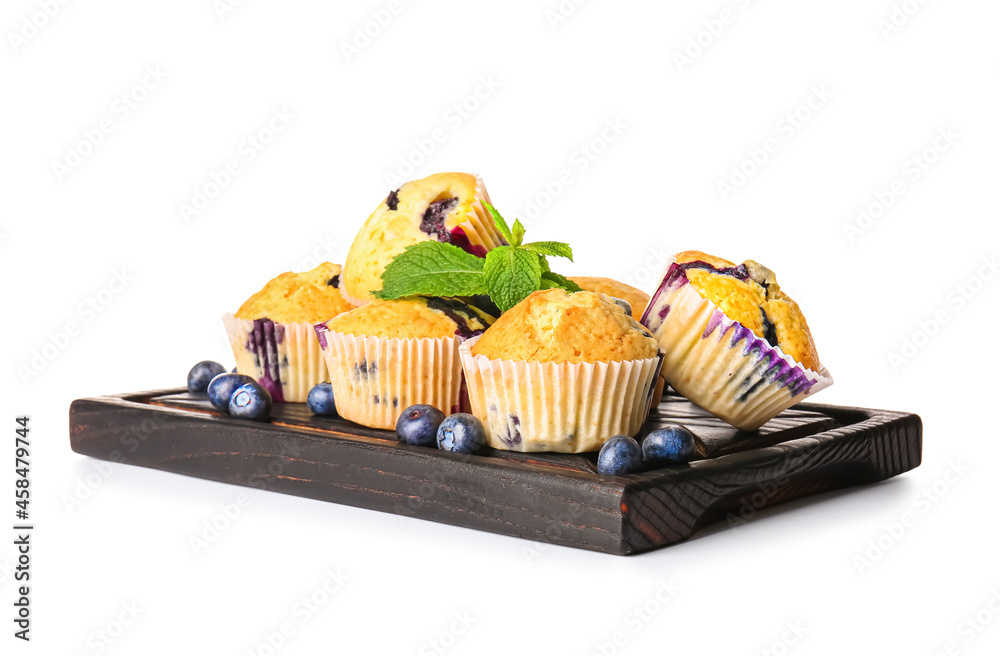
[{"left": 2, "top": 0, "right": 998, "bottom": 653}]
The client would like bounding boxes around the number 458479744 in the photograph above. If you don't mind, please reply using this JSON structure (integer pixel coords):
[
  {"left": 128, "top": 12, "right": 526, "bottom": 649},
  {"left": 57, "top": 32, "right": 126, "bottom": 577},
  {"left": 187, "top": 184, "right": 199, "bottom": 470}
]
[{"left": 15, "top": 417, "right": 30, "bottom": 520}]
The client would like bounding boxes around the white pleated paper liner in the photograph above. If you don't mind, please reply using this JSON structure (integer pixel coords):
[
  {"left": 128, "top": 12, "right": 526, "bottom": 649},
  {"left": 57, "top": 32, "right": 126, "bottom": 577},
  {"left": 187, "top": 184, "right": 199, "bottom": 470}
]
[
  {"left": 222, "top": 314, "right": 328, "bottom": 403},
  {"left": 640, "top": 270, "right": 833, "bottom": 431},
  {"left": 315, "top": 326, "right": 463, "bottom": 430},
  {"left": 458, "top": 174, "right": 506, "bottom": 255},
  {"left": 458, "top": 335, "right": 663, "bottom": 453}
]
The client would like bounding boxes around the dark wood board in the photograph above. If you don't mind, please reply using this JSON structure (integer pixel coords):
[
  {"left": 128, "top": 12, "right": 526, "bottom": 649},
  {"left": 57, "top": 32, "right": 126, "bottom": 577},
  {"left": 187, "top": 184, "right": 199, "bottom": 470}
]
[{"left": 68, "top": 389, "right": 922, "bottom": 555}]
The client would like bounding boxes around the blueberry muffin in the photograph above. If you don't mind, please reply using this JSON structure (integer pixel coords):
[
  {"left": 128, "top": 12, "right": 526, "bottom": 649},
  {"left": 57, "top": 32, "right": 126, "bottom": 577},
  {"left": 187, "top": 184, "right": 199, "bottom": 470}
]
[
  {"left": 567, "top": 276, "right": 665, "bottom": 404},
  {"left": 341, "top": 173, "right": 506, "bottom": 305},
  {"left": 567, "top": 276, "right": 650, "bottom": 321},
  {"left": 461, "top": 289, "right": 663, "bottom": 453},
  {"left": 223, "top": 262, "right": 356, "bottom": 403},
  {"left": 471, "top": 289, "right": 658, "bottom": 364},
  {"left": 641, "top": 250, "right": 832, "bottom": 431},
  {"left": 316, "top": 297, "right": 494, "bottom": 429}
]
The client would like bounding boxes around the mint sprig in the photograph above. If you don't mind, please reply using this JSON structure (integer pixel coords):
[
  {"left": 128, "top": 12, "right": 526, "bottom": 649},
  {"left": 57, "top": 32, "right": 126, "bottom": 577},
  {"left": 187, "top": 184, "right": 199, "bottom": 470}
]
[
  {"left": 540, "top": 271, "right": 580, "bottom": 292},
  {"left": 375, "top": 241, "right": 486, "bottom": 299},
  {"left": 484, "top": 246, "right": 542, "bottom": 313},
  {"left": 521, "top": 241, "right": 573, "bottom": 260},
  {"left": 376, "top": 201, "right": 577, "bottom": 312}
]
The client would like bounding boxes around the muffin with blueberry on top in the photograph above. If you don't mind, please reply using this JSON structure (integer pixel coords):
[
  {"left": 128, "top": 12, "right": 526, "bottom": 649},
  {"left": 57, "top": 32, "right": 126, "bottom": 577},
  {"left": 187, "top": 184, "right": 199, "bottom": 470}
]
[
  {"left": 459, "top": 289, "right": 663, "bottom": 453},
  {"left": 316, "top": 297, "right": 494, "bottom": 429},
  {"left": 340, "top": 172, "right": 506, "bottom": 306},
  {"left": 223, "top": 262, "right": 356, "bottom": 403},
  {"left": 641, "top": 250, "right": 832, "bottom": 431},
  {"left": 567, "top": 276, "right": 650, "bottom": 320},
  {"left": 567, "top": 276, "right": 667, "bottom": 407}
]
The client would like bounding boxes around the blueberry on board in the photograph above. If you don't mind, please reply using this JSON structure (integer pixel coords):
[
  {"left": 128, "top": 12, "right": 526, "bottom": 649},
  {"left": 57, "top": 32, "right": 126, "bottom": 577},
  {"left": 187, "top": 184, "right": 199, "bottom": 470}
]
[
  {"left": 229, "top": 381, "right": 272, "bottom": 421},
  {"left": 642, "top": 425, "right": 696, "bottom": 466},
  {"left": 396, "top": 404, "right": 446, "bottom": 447},
  {"left": 597, "top": 435, "right": 642, "bottom": 475},
  {"left": 207, "top": 373, "right": 254, "bottom": 412},
  {"left": 188, "top": 361, "right": 227, "bottom": 393},
  {"left": 307, "top": 382, "right": 337, "bottom": 416},
  {"left": 437, "top": 413, "right": 486, "bottom": 454}
]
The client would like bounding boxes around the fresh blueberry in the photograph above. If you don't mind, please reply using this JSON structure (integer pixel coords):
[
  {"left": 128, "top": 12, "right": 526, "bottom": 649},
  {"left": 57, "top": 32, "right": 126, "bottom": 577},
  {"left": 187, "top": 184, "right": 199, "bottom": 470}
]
[
  {"left": 188, "top": 360, "right": 227, "bottom": 393},
  {"left": 642, "top": 425, "right": 696, "bottom": 466},
  {"left": 609, "top": 296, "right": 632, "bottom": 317},
  {"left": 597, "top": 435, "right": 642, "bottom": 475},
  {"left": 437, "top": 413, "right": 485, "bottom": 454},
  {"left": 396, "top": 404, "right": 446, "bottom": 446},
  {"left": 229, "top": 381, "right": 272, "bottom": 421},
  {"left": 307, "top": 382, "right": 337, "bottom": 416},
  {"left": 208, "top": 373, "right": 254, "bottom": 411}
]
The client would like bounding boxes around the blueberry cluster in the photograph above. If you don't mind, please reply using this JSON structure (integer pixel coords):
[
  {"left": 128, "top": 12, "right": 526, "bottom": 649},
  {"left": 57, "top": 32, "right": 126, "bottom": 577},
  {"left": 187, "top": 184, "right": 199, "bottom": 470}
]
[
  {"left": 187, "top": 361, "right": 272, "bottom": 422},
  {"left": 395, "top": 405, "right": 485, "bottom": 455},
  {"left": 596, "top": 425, "right": 697, "bottom": 476}
]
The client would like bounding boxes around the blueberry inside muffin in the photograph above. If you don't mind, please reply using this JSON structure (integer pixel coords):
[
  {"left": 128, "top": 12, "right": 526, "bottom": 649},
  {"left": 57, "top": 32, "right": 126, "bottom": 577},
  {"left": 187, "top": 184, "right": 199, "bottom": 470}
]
[
  {"left": 342, "top": 173, "right": 506, "bottom": 304},
  {"left": 320, "top": 297, "right": 495, "bottom": 341},
  {"left": 567, "top": 276, "right": 650, "bottom": 321}
]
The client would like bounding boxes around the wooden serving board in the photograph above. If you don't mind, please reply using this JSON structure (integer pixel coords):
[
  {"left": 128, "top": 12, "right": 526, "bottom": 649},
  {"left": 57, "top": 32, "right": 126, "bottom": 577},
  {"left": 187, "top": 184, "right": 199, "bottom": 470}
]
[{"left": 68, "top": 389, "right": 922, "bottom": 556}]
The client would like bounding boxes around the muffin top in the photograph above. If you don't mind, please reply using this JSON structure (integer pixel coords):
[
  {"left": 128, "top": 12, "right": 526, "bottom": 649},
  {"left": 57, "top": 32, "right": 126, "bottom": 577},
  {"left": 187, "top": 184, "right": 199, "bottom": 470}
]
[
  {"left": 471, "top": 289, "right": 659, "bottom": 364},
  {"left": 234, "top": 262, "right": 356, "bottom": 324},
  {"left": 568, "top": 276, "right": 650, "bottom": 321},
  {"left": 342, "top": 172, "right": 504, "bottom": 304},
  {"left": 322, "top": 297, "right": 495, "bottom": 340},
  {"left": 674, "top": 250, "right": 820, "bottom": 371}
]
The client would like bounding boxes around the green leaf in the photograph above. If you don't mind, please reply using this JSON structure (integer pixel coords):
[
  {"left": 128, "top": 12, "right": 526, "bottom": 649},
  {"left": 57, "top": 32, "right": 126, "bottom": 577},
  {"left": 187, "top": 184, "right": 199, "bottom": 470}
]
[
  {"left": 483, "top": 246, "right": 542, "bottom": 313},
  {"left": 521, "top": 241, "right": 574, "bottom": 262},
  {"left": 541, "top": 271, "right": 582, "bottom": 292},
  {"left": 481, "top": 201, "right": 513, "bottom": 245},
  {"left": 538, "top": 255, "right": 551, "bottom": 274},
  {"left": 511, "top": 219, "right": 526, "bottom": 247},
  {"left": 376, "top": 241, "right": 486, "bottom": 300}
]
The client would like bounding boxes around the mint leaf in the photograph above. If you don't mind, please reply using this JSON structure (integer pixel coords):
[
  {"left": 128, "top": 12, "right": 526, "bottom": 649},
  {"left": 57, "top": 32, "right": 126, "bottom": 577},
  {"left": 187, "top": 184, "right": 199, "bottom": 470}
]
[
  {"left": 374, "top": 202, "right": 576, "bottom": 313},
  {"left": 482, "top": 201, "right": 513, "bottom": 245},
  {"left": 522, "top": 241, "right": 573, "bottom": 262},
  {"left": 483, "top": 246, "right": 542, "bottom": 312},
  {"left": 376, "top": 241, "right": 486, "bottom": 300},
  {"left": 541, "top": 271, "right": 582, "bottom": 292},
  {"left": 511, "top": 219, "right": 526, "bottom": 247}
]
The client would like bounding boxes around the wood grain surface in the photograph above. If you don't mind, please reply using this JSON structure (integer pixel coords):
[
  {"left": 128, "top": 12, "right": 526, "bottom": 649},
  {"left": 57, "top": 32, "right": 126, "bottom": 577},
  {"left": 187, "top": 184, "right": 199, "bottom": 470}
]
[{"left": 69, "top": 389, "right": 922, "bottom": 555}]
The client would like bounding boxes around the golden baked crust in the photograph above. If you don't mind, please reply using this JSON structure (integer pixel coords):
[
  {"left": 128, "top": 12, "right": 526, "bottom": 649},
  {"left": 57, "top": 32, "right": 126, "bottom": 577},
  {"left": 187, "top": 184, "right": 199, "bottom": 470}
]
[
  {"left": 323, "top": 297, "right": 494, "bottom": 340},
  {"left": 568, "top": 276, "right": 650, "bottom": 320},
  {"left": 676, "top": 250, "right": 820, "bottom": 371},
  {"left": 342, "top": 173, "right": 504, "bottom": 304},
  {"left": 471, "top": 289, "right": 659, "bottom": 364},
  {"left": 234, "top": 262, "right": 355, "bottom": 324}
]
